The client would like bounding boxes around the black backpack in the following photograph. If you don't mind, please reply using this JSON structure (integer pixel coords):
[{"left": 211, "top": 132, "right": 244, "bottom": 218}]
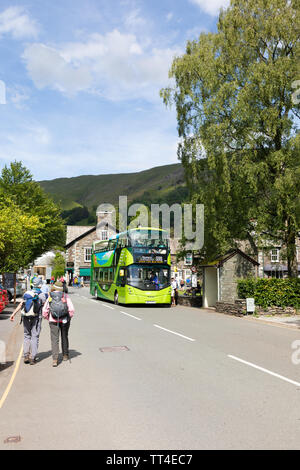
[{"left": 33, "top": 296, "right": 43, "bottom": 315}]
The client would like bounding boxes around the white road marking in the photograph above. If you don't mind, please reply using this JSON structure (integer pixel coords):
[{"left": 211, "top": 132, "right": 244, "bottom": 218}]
[
  {"left": 228, "top": 354, "right": 300, "bottom": 388},
  {"left": 100, "top": 303, "right": 114, "bottom": 310},
  {"left": 120, "top": 311, "right": 142, "bottom": 321},
  {"left": 153, "top": 324, "right": 196, "bottom": 342}
]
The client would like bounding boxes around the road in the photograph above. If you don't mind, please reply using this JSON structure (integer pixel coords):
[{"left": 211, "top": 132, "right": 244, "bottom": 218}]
[{"left": 1, "top": 287, "right": 300, "bottom": 450}]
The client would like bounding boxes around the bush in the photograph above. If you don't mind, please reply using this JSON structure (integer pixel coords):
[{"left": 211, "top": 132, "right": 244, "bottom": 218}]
[{"left": 237, "top": 278, "right": 300, "bottom": 309}]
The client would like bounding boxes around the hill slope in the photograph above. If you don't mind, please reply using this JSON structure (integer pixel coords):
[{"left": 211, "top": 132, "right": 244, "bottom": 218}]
[{"left": 39, "top": 163, "right": 188, "bottom": 224}]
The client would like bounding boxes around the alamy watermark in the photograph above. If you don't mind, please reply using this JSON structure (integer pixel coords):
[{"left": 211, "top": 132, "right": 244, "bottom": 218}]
[
  {"left": 292, "top": 80, "right": 300, "bottom": 105},
  {"left": 96, "top": 196, "right": 204, "bottom": 250},
  {"left": 0, "top": 340, "right": 6, "bottom": 364},
  {"left": 0, "top": 80, "right": 6, "bottom": 105},
  {"left": 291, "top": 340, "right": 300, "bottom": 365}
]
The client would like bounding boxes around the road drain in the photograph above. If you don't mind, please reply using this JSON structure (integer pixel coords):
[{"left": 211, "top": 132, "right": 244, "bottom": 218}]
[
  {"left": 100, "top": 346, "right": 129, "bottom": 353},
  {"left": 4, "top": 436, "right": 21, "bottom": 444}
]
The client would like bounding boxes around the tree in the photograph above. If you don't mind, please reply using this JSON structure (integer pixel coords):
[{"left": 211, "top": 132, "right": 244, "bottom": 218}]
[
  {"left": 0, "top": 161, "right": 66, "bottom": 263},
  {"left": 51, "top": 252, "right": 66, "bottom": 279},
  {"left": 0, "top": 197, "right": 42, "bottom": 301},
  {"left": 161, "top": 0, "right": 300, "bottom": 276}
]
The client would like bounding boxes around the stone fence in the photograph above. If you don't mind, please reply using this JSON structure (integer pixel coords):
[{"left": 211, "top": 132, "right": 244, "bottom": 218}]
[
  {"left": 215, "top": 299, "right": 297, "bottom": 316},
  {"left": 177, "top": 295, "right": 202, "bottom": 308}
]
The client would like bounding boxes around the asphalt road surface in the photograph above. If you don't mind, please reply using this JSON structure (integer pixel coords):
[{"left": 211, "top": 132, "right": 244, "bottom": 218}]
[{"left": 1, "top": 287, "right": 300, "bottom": 450}]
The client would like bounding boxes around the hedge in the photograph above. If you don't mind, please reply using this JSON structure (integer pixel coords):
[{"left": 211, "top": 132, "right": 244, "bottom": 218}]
[{"left": 237, "top": 278, "right": 300, "bottom": 309}]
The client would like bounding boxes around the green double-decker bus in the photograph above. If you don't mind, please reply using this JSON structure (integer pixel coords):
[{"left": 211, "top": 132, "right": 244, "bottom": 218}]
[{"left": 90, "top": 227, "right": 171, "bottom": 305}]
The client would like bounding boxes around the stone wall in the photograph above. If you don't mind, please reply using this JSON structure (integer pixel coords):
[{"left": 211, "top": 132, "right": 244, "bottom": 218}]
[
  {"left": 219, "top": 254, "right": 257, "bottom": 303},
  {"left": 177, "top": 296, "right": 202, "bottom": 308},
  {"left": 215, "top": 299, "right": 297, "bottom": 316}
]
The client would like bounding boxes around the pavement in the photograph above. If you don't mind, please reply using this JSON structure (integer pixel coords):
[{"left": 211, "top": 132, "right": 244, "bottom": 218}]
[{"left": 1, "top": 287, "right": 300, "bottom": 450}]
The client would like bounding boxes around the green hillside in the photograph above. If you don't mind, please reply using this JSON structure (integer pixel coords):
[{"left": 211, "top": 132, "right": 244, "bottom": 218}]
[{"left": 39, "top": 163, "right": 189, "bottom": 225}]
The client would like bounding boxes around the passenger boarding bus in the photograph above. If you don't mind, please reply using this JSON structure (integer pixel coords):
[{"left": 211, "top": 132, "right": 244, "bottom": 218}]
[{"left": 90, "top": 227, "right": 171, "bottom": 305}]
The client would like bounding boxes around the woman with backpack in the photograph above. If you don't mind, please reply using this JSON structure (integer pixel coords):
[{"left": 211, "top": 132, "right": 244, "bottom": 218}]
[
  {"left": 42, "top": 281, "right": 74, "bottom": 367},
  {"left": 10, "top": 278, "right": 46, "bottom": 365}
]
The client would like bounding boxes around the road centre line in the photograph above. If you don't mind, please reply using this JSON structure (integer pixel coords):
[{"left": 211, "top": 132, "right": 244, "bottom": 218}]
[
  {"left": 228, "top": 354, "right": 300, "bottom": 388},
  {"left": 120, "top": 311, "right": 142, "bottom": 321},
  {"left": 153, "top": 324, "right": 196, "bottom": 342}
]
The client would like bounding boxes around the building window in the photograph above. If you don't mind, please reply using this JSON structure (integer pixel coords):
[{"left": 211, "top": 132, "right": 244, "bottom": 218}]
[
  {"left": 271, "top": 248, "right": 280, "bottom": 263},
  {"left": 84, "top": 247, "right": 92, "bottom": 263},
  {"left": 101, "top": 230, "right": 108, "bottom": 241}
]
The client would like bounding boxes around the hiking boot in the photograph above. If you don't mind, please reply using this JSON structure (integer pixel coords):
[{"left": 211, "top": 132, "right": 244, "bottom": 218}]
[
  {"left": 62, "top": 355, "right": 69, "bottom": 361},
  {"left": 24, "top": 355, "right": 30, "bottom": 364},
  {"left": 52, "top": 359, "right": 58, "bottom": 367},
  {"left": 30, "top": 358, "right": 37, "bottom": 365}
]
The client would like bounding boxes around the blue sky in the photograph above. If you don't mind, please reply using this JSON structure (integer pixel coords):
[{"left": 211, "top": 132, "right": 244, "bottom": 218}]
[{"left": 0, "top": 0, "right": 229, "bottom": 180}]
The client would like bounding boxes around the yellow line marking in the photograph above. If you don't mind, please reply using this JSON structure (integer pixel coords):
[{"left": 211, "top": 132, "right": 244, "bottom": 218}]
[{"left": 0, "top": 345, "right": 23, "bottom": 410}]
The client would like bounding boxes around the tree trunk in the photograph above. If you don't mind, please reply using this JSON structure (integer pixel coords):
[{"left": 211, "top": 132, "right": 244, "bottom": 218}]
[
  {"left": 13, "top": 272, "right": 17, "bottom": 304},
  {"left": 246, "top": 231, "right": 258, "bottom": 257},
  {"left": 286, "top": 219, "right": 298, "bottom": 278}
]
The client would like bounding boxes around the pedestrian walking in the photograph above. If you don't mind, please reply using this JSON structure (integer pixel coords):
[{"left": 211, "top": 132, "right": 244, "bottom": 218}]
[
  {"left": 41, "top": 279, "right": 49, "bottom": 299},
  {"left": 171, "top": 277, "right": 177, "bottom": 306},
  {"left": 42, "top": 281, "right": 74, "bottom": 367},
  {"left": 10, "top": 278, "right": 46, "bottom": 365}
]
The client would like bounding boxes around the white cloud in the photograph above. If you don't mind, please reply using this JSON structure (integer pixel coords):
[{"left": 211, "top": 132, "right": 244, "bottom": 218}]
[
  {"left": 22, "top": 43, "right": 93, "bottom": 94},
  {"left": 0, "top": 6, "right": 38, "bottom": 39},
  {"left": 124, "top": 9, "right": 146, "bottom": 30},
  {"left": 166, "top": 12, "right": 174, "bottom": 22},
  {"left": 23, "top": 30, "right": 181, "bottom": 102},
  {"left": 8, "top": 85, "right": 31, "bottom": 109},
  {"left": 190, "top": 0, "right": 230, "bottom": 16}
]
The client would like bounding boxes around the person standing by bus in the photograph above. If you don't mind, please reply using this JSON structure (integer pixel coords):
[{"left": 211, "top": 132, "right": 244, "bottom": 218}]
[{"left": 171, "top": 278, "right": 177, "bottom": 306}]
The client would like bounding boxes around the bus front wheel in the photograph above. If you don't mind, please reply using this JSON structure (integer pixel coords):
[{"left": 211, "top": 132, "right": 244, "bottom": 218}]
[{"left": 114, "top": 291, "right": 119, "bottom": 305}]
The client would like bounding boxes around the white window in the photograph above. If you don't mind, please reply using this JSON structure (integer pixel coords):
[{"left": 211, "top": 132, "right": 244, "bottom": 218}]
[
  {"left": 271, "top": 248, "right": 280, "bottom": 263},
  {"left": 84, "top": 247, "right": 92, "bottom": 263},
  {"left": 101, "top": 230, "right": 108, "bottom": 241}
]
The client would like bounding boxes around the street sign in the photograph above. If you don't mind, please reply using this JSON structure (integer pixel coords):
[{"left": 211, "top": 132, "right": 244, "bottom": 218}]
[
  {"left": 246, "top": 298, "right": 255, "bottom": 313},
  {"left": 192, "top": 273, "right": 197, "bottom": 288},
  {"left": 185, "top": 253, "right": 193, "bottom": 265}
]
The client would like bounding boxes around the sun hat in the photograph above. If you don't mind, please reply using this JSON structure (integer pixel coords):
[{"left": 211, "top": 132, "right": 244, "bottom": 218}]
[
  {"left": 51, "top": 281, "right": 64, "bottom": 292},
  {"left": 32, "top": 277, "right": 43, "bottom": 288}
]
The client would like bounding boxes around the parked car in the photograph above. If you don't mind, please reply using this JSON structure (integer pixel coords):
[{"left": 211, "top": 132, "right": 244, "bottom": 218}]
[{"left": 0, "top": 275, "right": 26, "bottom": 302}]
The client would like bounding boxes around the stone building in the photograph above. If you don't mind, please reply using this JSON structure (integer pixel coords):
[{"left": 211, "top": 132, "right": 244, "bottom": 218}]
[
  {"left": 257, "top": 237, "right": 300, "bottom": 278},
  {"left": 65, "top": 210, "right": 117, "bottom": 282},
  {"left": 170, "top": 238, "right": 195, "bottom": 285},
  {"left": 200, "top": 249, "right": 259, "bottom": 308}
]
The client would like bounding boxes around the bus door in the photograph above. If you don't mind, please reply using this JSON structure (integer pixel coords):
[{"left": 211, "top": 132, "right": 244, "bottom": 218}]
[{"left": 116, "top": 267, "right": 126, "bottom": 303}]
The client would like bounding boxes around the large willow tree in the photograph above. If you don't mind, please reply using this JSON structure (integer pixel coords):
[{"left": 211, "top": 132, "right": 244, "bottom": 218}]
[{"left": 161, "top": 0, "right": 300, "bottom": 276}]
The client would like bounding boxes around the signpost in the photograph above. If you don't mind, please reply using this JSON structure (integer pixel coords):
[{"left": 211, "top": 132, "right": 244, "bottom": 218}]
[{"left": 246, "top": 298, "right": 255, "bottom": 314}]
